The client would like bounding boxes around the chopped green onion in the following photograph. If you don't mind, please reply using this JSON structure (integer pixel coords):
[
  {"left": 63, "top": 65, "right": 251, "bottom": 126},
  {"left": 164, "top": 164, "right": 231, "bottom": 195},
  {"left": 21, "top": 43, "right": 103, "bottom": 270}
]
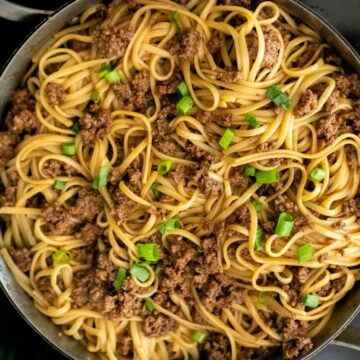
[
  {"left": 255, "top": 228, "right": 264, "bottom": 251},
  {"left": 266, "top": 85, "right": 291, "bottom": 110},
  {"left": 275, "top": 212, "right": 294, "bottom": 237},
  {"left": 91, "top": 90, "right": 100, "bottom": 102},
  {"left": 98, "top": 64, "right": 112, "bottom": 78},
  {"left": 258, "top": 292, "right": 270, "bottom": 305},
  {"left": 105, "top": 69, "right": 122, "bottom": 84},
  {"left": 136, "top": 243, "right": 159, "bottom": 262},
  {"left": 113, "top": 268, "right": 127, "bottom": 290},
  {"left": 158, "top": 218, "right": 180, "bottom": 235},
  {"left": 176, "top": 95, "right": 194, "bottom": 115},
  {"left": 170, "top": 11, "right": 180, "bottom": 32},
  {"left": 71, "top": 121, "right": 81, "bottom": 134},
  {"left": 219, "top": 128, "right": 235, "bottom": 149},
  {"left": 130, "top": 263, "right": 150, "bottom": 282},
  {"left": 92, "top": 166, "right": 110, "bottom": 189},
  {"left": 255, "top": 169, "right": 280, "bottom": 184},
  {"left": 298, "top": 243, "right": 313, "bottom": 263},
  {"left": 150, "top": 183, "right": 161, "bottom": 200},
  {"left": 52, "top": 247, "right": 72, "bottom": 266},
  {"left": 54, "top": 180, "right": 65, "bottom": 191},
  {"left": 252, "top": 201, "right": 262, "bottom": 212},
  {"left": 191, "top": 330, "right": 206, "bottom": 344},
  {"left": 301, "top": 294, "right": 319, "bottom": 308},
  {"left": 244, "top": 166, "right": 256, "bottom": 176},
  {"left": 155, "top": 264, "right": 163, "bottom": 277},
  {"left": 245, "top": 115, "right": 260, "bottom": 129},
  {"left": 157, "top": 159, "right": 173, "bottom": 175},
  {"left": 176, "top": 81, "right": 189, "bottom": 97},
  {"left": 145, "top": 299, "right": 154, "bottom": 312},
  {"left": 62, "top": 143, "right": 76, "bottom": 156},
  {"left": 310, "top": 168, "right": 326, "bottom": 182}
]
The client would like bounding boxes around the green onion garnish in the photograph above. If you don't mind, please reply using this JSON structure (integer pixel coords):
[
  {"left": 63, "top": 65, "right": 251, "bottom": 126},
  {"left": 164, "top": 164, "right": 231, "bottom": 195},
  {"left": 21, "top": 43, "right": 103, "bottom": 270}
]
[
  {"left": 301, "top": 294, "right": 319, "bottom": 308},
  {"left": 266, "top": 85, "right": 291, "bottom": 110},
  {"left": 150, "top": 183, "right": 161, "bottom": 200},
  {"left": 71, "top": 121, "right": 81, "bottom": 134},
  {"left": 310, "top": 168, "right": 326, "bottom": 182},
  {"left": 191, "top": 330, "right": 206, "bottom": 344},
  {"left": 252, "top": 200, "right": 262, "bottom": 212},
  {"left": 157, "top": 159, "right": 173, "bottom": 175},
  {"left": 158, "top": 218, "right": 180, "bottom": 235},
  {"left": 176, "top": 81, "right": 189, "bottom": 97},
  {"left": 98, "top": 64, "right": 112, "bottom": 78},
  {"left": 136, "top": 243, "right": 159, "bottom": 262},
  {"left": 91, "top": 90, "right": 100, "bottom": 102},
  {"left": 244, "top": 166, "right": 256, "bottom": 176},
  {"left": 255, "top": 228, "right": 264, "bottom": 251},
  {"left": 255, "top": 169, "right": 280, "bottom": 184},
  {"left": 62, "top": 143, "right": 76, "bottom": 156},
  {"left": 105, "top": 69, "right": 122, "bottom": 84},
  {"left": 176, "top": 95, "right": 194, "bottom": 115},
  {"left": 54, "top": 180, "right": 65, "bottom": 191},
  {"left": 130, "top": 263, "right": 150, "bottom": 282},
  {"left": 258, "top": 292, "right": 270, "bottom": 305},
  {"left": 275, "top": 212, "right": 294, "bottom": 237},
  {"left": 170, "top": 11, "right": 180, "bottom": 32},
  {"left": 92, "top": 166, "right": 110, "bottom": 190},
  {"left": 145, "top": 299, "right": 154, "bottom": 312},
  {"left": 219, "top": 128, "right": 235, "bottom": 149},
  {"left": 155, "top": 264, "right": 163, "bottom": 277},
  {"left": 298, "top": 243, "right": 313, "bottom": 263},
  {"left": 52, "top": 247, "right": 72, "bottom": 266},
  {"left": 245, "top": 115, "right": 260, "bottom": 129},
  {"left": 113, "top": 268, "right": 127, "bottom": 290}
]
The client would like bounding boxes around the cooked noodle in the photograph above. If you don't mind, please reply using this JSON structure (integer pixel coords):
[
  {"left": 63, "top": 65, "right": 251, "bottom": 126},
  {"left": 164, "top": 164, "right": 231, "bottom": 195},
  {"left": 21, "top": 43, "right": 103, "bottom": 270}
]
[{"left": 1, "top": 0, "right": 360, "bottom": 359}]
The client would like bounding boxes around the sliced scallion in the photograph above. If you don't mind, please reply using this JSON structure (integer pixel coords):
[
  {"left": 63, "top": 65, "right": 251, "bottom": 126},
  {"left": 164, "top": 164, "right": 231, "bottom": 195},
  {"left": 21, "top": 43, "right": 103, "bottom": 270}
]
[
  {"left": 62, "top": 143, "right": 76, "bottom": 156},
  {"left": 310, "top": 168, "right": 326, "bottom": 182},
  {"left": 113, "top": 268, "right": 127, "bottom": 290},
  {"left": 244, "top": 166, "right": 256, "bottom": 176},
  {"left": 52, "top": 247, "right": 72, "bottom": 266},
  {"left": 71, "top": 121, "right": 81, "bottom": 134},
  {"left": 91, "top": 90, "right": 100, "bottom": 102},
  {"left": 176, "top": 95, "right": 194, "bottom": 115},
  {"left": 275, "top": 212, "right": 294, "bottom": 237},
  {"left": 130, "top": 263, "right": 150, "bottom": 282},
  {"left": 92, "top": 166, "right": 110, "bottom": 190},
  {"left": 266, "top": 85, "right": 291, "bottom": 110},
  {"left": 255, "top": 169, "right": 280, "bottom": 184},
  {"left": 136, "top": 243, "right": 159, "bottom": 262},
  {"left": 219, "top": 128, "right": 235, "bottom": 149},
  {"left": 158, "top": 218, "right": 180, "bottom": 235},
  {"left": 98, "top": 64, "right": 112, "bottom": 78},
  {"left": 245, "top": 115, "right": 260, "bottom": 129},
  {"left": 301, "top": 294, "right": 319, "bottom": 308},
  {"left": 191, "top": 330, "right": 206, "bottom": 344},
  {"left": 105, "top": 69, "right": 121, "bottom": 84},
  {"left": 150, "top": 183, "right": 161, "bottom": 200},
  {"left": 176, "top": 81, "right": 189, "bottom": 97},
  {"left": 145, "top": 299, "right": 154, "bottom": 312},
  {"left": 255, "top": 228, "right": 264, "bottom": 251},
  {"left": 170, "top": 11, "right": 180, "bottom": 32},
  {"left": 157, "top": 159, "right": 173, "bottom": 176},
  {"left": 54, "top": 180, "right": 65, "bottom": 191},
  {"left": 298, "top": 242, "right": 313, "bottom": 263},
  {"left": 252, "top": 201, "right": 262, "bottom": 212}
]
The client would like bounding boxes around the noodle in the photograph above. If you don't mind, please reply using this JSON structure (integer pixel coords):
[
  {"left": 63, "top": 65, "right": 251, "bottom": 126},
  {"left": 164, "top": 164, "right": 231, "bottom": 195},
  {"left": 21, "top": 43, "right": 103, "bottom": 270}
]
[{"left": 0, "top": 0, "right": 359, "bottom": 359}]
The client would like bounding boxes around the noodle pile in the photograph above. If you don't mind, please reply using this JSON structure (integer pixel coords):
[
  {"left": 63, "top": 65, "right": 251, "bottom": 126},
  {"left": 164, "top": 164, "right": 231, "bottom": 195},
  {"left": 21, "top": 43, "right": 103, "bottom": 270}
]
[{"left": 1, "top": 0, "right": 360, "bottom": 359}]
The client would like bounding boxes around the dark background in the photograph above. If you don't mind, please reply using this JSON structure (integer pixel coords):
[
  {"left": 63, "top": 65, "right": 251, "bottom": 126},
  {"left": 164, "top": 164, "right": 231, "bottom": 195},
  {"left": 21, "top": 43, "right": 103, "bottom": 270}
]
[{"left": 0, "top": 1, "right": 359, "bottom": 359}]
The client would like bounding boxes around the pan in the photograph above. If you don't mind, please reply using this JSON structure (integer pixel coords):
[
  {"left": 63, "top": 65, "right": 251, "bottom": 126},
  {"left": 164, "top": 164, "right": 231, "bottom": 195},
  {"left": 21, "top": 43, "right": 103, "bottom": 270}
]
[{"left": 0, "top": 0, "right": 359, "bottom": 359}]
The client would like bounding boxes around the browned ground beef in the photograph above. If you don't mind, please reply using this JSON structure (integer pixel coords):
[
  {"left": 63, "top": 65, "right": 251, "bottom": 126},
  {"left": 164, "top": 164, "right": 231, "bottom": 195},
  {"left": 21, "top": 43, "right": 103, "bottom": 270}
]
[
  {"left": 217, "top": 70, "right": 243, "bottom": 83},
  {"left": 316, "top": 113, "right": 349, "bottom": 145},
  {"left": 167, "top": 27, "right": 201, "bottom": 61},
  {"left": 0, "top": 186, "right": 17, "bottom": 207},
  {"left": 42, "top": 158, "right": 78, "bottom": 178},
  {"left": 207, "top": 34, "right": 224, "bottom": 54},
  {"left": 45, "top": 83, "right": 66, "bottom": 106},
  {"left": 79, "top": 104, "right": 112, "bottom": 145},
  {"left": 294, "top": 89, "right": 318, "bottom": 117},
  {"left": 9, "top": 247, "right": 33, "bottom": 272},
  {"left": 93, "top": 25, "right": 133, "bottom": 58}
]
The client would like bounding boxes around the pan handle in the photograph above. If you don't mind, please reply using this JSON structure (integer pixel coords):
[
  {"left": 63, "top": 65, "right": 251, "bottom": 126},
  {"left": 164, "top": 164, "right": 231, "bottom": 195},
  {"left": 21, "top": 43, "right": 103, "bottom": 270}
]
[
  {"left": 0, "top": 0, "right": 53, "bottom": 21},
  {"left": 332, "top": 325, "right": 360, "bottom": 351}
]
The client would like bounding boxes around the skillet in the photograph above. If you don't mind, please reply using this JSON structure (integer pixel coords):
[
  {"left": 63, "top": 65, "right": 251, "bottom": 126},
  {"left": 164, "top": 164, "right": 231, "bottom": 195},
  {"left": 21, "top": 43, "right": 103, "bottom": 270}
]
[{"left": 0, "top": 0, "right": 359, "bottom": 359}]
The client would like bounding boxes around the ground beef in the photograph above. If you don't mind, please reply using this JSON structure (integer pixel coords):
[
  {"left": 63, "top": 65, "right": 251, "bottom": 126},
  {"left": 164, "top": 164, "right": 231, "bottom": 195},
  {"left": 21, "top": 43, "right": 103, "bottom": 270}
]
[
  {"left": 142, "top": 313, "right": 179, "bottom": 337},
  {"left": 207, "top": 34, "right": 224, "bottom": 54},
  {"left": 203, "top": 333, "right": 230, "bottom": 360},
  {"left": 93, "top": 25, "right": 133, "bottom": 58},
  {"left": 217, "top": 70, "right": 243, "bottom": 84},
  {"left": 334, "top": 73, "right": 360, "bottom": 98},
  {"left": 333, "top": 272, "right": 347, "bottom": 292},
  {"left": 0, "top": 186, "right": 17, "bottom": 207},
  {"left": 111, "top": 192, "right": 133, "bottom": 226},
  {"left": 316, "top": 113, "right": 348, "bottom": 145},
  {"left": 342, "top": 198, "right": 360, "bottom": 217},
  {"left": 156, "top": 68, "right": 183, "bottom": 97},
  {"left": 79, "top": 104, "right": 112, "bottom": 146},
  {"left": 294, "top": 89, "right": 318, "bottom": 118},
  {"left": 293, "top": 216, "right": 313, "bottom": 231},
  {"left": 69, "top": 189, "right": 104, "bottom": 222},
  {"left": 191, "top": 161, "right": 223, "bottom": 197},
  {"left": 273, "top": 194, "right": 298, "bottom": 213},
  {"left": 41, "top": 203, "right": 75, "bottom": 235},
  {"left": 45, "top": 83, "right": 66, "bottom": 106},
  {"left": 247, "top": 26, "right": 280, "bottom": 69},
  {"left": 196, "top": 110, "right": 233, "bottom": 127},
  {"left": 236, "top": 204, "right": 251, "bottom": 226},
  {"left": 0, "top": 132, "right": 17, "bottom": 166},
  {"left": 78, "top": 223, "right": 102, "bottom": 244},
  {"left": 256, "top": 140, "right": 278, "bottom": 152},
  {"left": 229, "top": 169, "right": 249, "bottom": 189},
  {"left": 167, "top": 27, "right": 201, "bottom": 61},
  {"left": 171, "top": 164, "right": 192, "bottom": 184},
  {"left": 9, "top": 247, "right": 33, "bottom": 272},
  {"left": 42, "top": 158, "right": 78, "bottom": 177},
  {"left": 282, "top": 317, "right": 313, "bottom": 359},
  {"left": 113, "top": 70, "right": 152, "bottom": 111},
  {"left": 310, "top": 82, "right": 339, "bottom": 112},
  {"left": 293, "top": 267, "right": 309, "bottom": 284},
  {"left": 223, "top": 0, "right": 253, "bottom": 7}
]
